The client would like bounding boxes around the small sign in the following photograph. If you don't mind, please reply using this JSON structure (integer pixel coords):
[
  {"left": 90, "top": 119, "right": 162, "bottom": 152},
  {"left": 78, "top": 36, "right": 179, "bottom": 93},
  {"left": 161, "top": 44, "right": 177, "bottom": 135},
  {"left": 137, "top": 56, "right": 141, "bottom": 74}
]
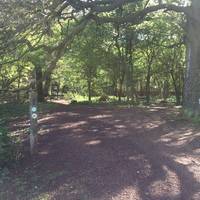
[
  {"left": 32, "top": 107, "right": 37, "bottom": 112},
  {"left": 32, "top": 113, "right": 37, "bottom": 119}
]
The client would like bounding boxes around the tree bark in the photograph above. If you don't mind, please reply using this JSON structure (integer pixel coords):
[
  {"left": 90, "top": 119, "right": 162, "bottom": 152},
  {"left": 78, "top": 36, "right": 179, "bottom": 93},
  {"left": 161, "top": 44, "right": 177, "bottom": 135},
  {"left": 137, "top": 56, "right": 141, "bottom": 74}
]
[
  {"left": 183, "top": 0, "right": 200, "bottom": 115},
  {"left": 145, "top": 64, "right": 151, "bottom": 104},
  {"left": 163, "top": 80, "right": 169, "bottom": 102},
  {"left": 87, "top": 79, "right": 92, "bottom": 102},
  {"left": 170, "top": 70, "right": 181, "bottom": 105},
  {"left": 43, "top": 75, "right": 51, "bottom": 98},
  {"left": 118, "top": 72, "right": 125, "bottom": 102},
  {"left": 35, "top": 66, "right": 44, "bottom": 102}
]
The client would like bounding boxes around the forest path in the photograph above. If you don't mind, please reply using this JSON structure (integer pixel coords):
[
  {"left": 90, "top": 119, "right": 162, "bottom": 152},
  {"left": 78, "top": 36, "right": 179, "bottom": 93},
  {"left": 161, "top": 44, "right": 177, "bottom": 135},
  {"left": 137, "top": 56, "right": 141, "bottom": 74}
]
[{"left": 2, "top": 104, "right": 200, "bottom": 200}]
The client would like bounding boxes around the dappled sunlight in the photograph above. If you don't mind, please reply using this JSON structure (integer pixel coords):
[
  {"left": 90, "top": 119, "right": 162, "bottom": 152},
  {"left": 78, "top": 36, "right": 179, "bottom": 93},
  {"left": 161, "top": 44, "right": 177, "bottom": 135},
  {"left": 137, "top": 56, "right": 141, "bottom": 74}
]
[
  {"left": 39, "top": 150, "right": 49, "bottom": 155},
  {"left": 172, "top": 154, "right": 196, "bottom": 165},
  {"left": 39, "top": 128, "right": 51, "bottom": 135},
  {"left": 193, "top": 148, "right": 200, "bottom": 154},
  {"left": 89, "top": 128, "right": 100, "bottom": 133},
  {"left": 85, "top": 139, "right": 101, "bottom": 146},
  {"left": 157, "top": 129, "right": 196, "bottom": 147},
  {"left": 159, "top": 138, "right": 172, "bottom": 142},
  {"left": 169, "top": 139, "right": 190, "bottom": 146},
  {"left": 114, "top": 124, "right": 126, "bottom": 129},
  {"left": 148, "top": 108, "right": 160, "bottom": 112},
  {"left": 89, "top": 114, "right": 113, "bottom": 119},
  {"left": 192, "top": 192, "right": 200, "bottom": 200},
  {"left": 38, "top": 115, "right": 55, "bottom": 123},
  {"left": 187, "top": 164, "right": 200, "bottom": 183},
  {"left": 6, "top": 105, "right": 200, "bottom": 200},
  {"left": 11, "top": 120, "right": 29, "bottom": 128},
  {"left": 110, "top": 185, "right": 141, "bottom": 200},
  {"left": 144, "top": 121, "right": 164, "bottom": 129},
  {"left": 173, "top": 154, "right": 200, "bottom": 183},
  {"left": 60, "top": 121, "right": 87, "bottom": 129},
  {"left": 148, "top": 165, "right": 181, "bottom": 198},
  {"left": 128, "top": 119, "right": 165, "bottom": 131}
]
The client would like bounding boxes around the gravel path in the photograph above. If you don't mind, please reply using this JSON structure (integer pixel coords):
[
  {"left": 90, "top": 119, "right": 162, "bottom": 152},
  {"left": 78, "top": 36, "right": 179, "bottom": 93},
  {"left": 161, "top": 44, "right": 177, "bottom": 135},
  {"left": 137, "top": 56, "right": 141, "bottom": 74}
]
[{"left": 2, "top": 105, "right": 200, "bottom": 200}]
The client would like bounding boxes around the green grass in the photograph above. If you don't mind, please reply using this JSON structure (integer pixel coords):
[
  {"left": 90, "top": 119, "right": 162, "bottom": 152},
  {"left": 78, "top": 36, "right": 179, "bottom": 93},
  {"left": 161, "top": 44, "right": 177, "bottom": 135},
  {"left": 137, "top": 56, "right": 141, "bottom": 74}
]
[
  {"left": 0, "top": 102, "right": 60, "bottom": 168},
  {"left": 0, "top": 102, "right": 59, "bottom": 123},
  {"left": 179, "top": 109, "right": 200, "bottom": 124},
  {"left": 0, "top": 101, "right": 60, "bottom": 139}
]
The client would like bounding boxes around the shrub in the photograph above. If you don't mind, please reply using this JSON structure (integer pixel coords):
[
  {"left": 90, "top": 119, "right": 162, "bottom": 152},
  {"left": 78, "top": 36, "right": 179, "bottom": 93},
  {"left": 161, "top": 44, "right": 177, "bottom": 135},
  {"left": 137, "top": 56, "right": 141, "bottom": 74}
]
[
  {"left": 71, "top": 100, "right": 78, "bottom": 104},
  {"left": 98, "top": 95, "right": 109, "bottom": 102}
]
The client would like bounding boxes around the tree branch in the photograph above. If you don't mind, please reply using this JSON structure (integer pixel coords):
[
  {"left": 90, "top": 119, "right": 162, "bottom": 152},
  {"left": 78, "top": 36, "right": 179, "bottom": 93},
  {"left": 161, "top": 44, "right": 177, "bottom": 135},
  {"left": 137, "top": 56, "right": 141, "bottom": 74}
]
[{"left": 92, "top": 4, "right": 190, "bottom": 25}]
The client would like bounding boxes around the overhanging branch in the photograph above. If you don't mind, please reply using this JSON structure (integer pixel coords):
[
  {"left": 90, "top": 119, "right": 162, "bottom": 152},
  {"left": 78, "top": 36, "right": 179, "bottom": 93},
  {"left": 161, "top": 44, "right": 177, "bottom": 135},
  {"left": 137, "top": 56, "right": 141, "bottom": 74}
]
[{"left": 92, "top": 4, "right": 190, "bottom": 25}]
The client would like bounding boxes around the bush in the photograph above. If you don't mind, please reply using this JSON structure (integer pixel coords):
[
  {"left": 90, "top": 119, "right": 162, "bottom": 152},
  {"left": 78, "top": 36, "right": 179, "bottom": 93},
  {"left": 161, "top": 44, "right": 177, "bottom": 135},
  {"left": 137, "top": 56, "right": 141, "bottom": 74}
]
[
  {"left": 0, "top": 126, "right": 15, "bottom": 168},
  {"left": 98, "top": 95, "right": 109, "bottom": 102},
  {"left": 71, "top": 100, "right": 77, "bottom": 104}
]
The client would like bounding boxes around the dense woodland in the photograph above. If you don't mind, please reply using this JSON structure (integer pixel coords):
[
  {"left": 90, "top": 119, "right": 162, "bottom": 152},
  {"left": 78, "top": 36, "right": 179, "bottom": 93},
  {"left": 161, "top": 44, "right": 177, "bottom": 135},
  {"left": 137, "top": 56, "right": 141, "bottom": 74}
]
[
  {"left": 3, "top": 1, "right": 200, "bottom": 199},
  {"left": 0, "top": 0, "right": 192, "bottom": 107},
  {"left": 1, "top": 0, "right": 200, "bottom": 164}
]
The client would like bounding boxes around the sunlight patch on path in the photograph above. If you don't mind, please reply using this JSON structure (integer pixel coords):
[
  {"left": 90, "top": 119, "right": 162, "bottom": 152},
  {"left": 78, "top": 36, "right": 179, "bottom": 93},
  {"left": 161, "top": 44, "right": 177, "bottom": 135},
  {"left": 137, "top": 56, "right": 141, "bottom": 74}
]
[
  {"left": 89, "top": 114, "right": 113, "bottom": 119},
  {"left": 85, "top": 139, "right": 102, "bottom": 146},
  {"left": 110, "top": 185, "right": 141, "bottom": 200},
  {"left": 148, "top": 165, "right": 180, "bottom": 198},
  {"left": 60, "top": 121, "right": 87, "bottom": 129},
  {"left": 173, "top": 154, "right": 200, "bottom": 183}
]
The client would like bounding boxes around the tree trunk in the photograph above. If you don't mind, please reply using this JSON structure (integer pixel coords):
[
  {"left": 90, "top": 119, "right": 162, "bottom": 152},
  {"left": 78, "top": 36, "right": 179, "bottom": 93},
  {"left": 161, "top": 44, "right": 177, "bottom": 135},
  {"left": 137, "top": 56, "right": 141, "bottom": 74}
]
[
  {"left": 35, "top": 66, "right": 44, "bottom": 102},
  {"left": 43, "top": 75, "right": 51, "bottom": 98},
  {"left": 118, "top": 80, "right": 123, "bottom": 102},
  {"left": 17, "top": 65, "right": 21, "bottom": 102},
  {"left": 145, "top": 64, "right": 151, "bottom": 104},
  {"left": 163, "top": 80, "right": 169, "bottom": 102},
  {"left": 118, "top": 73, "right": 125, "bottom": 102},
  {"left": 170, "top": 70, "right": 181, "bottom": 105},
  {"left": 184, "top": 0, "right": 200, "bottom": 115},
  {"left": 87, "top": 79, "right": 92, "bottom": 102}
]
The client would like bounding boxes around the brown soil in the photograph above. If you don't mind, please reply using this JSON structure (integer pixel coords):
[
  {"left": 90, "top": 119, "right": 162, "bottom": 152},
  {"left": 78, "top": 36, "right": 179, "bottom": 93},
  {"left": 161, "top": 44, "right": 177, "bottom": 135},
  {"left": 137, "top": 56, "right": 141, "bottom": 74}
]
[{"left": 2, "top": 104, "right": 200, "bottom": 200}]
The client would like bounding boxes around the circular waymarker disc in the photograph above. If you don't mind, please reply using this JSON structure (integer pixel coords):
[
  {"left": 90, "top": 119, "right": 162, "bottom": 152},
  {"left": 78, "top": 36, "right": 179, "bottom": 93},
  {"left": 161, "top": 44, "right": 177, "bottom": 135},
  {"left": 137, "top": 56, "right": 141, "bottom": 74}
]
[
  {"left": 32, "top": 107, "right": 37, "bottom": 112},
  {"left": 32, "top": 113, "right": 37, "bottom": 119}
]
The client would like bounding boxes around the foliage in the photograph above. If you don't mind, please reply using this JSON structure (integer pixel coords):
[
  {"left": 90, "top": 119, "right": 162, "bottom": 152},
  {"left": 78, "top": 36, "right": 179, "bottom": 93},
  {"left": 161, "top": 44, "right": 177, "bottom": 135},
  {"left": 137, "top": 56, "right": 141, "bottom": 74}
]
[
  {"left": 0, "top": 102, "right": 60, "bottom": 167},
  {"left": 0, "top": 0, "right": 188, "bottom": 106}
]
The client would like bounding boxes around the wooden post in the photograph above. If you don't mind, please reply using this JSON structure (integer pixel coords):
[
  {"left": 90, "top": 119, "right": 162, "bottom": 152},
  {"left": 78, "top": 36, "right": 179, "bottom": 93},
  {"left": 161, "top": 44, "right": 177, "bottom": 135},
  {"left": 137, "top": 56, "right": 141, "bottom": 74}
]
[{"left": 29, "top": 69, "right": 38, "bottom": 155}]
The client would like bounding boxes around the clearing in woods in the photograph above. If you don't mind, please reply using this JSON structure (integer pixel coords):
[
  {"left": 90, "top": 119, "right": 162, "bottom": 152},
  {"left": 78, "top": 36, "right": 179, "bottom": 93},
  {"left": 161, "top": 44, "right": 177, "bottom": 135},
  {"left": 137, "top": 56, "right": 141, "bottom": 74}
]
[{"left": 1, "top": 104, "right": 200, "bottom": 200}]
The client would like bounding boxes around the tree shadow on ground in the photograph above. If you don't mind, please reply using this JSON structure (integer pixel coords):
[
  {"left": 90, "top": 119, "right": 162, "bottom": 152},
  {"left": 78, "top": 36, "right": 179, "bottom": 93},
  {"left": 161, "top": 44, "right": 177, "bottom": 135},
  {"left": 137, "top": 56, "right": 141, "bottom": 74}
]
[{"left": 2, "top": 105, "right": 200, "bottom": 200}]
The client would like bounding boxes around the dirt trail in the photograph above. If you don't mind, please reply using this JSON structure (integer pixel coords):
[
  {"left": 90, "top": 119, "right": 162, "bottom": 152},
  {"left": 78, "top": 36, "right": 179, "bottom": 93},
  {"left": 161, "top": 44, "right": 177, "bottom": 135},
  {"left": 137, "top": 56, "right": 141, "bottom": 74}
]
[{"left": 1, "top": 105, "right": 200, "bottom": 200}]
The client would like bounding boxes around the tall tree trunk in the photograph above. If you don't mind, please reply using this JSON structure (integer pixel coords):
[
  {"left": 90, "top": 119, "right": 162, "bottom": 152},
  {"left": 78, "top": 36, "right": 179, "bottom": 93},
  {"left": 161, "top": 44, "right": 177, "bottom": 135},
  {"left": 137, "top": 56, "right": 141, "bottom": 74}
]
[
  {"left": 118, "top": 72, "right": 125, "bottom": 102},
  {"left": 163, "top": 80, "right": 169, "bottom": 102},
  {"left": 145, "top": 50, "right": 154, "bottom": 105},
  {"left": 145, "top": 64, "right": 151, "bottom": 104},
  {"left": 118, "top": 79, "right": 123, "bottom": 102},
  {"left": 184, "top": 0, "right": 200, "bottom": 114},
  {"left": 87, "top": 79, "right": 92, "bottom": 102},
  {"left": 35, "top": 66, "right": 44, "bottom": 102},
  {"left": 170, "top": 70, "right": 181, "bottom": 105},
  {"left": 43, "top": 75, "right": 51, "bottom": 98},
  {"left": 17, "top": 65, "right": 21, "bottom": 102}
]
